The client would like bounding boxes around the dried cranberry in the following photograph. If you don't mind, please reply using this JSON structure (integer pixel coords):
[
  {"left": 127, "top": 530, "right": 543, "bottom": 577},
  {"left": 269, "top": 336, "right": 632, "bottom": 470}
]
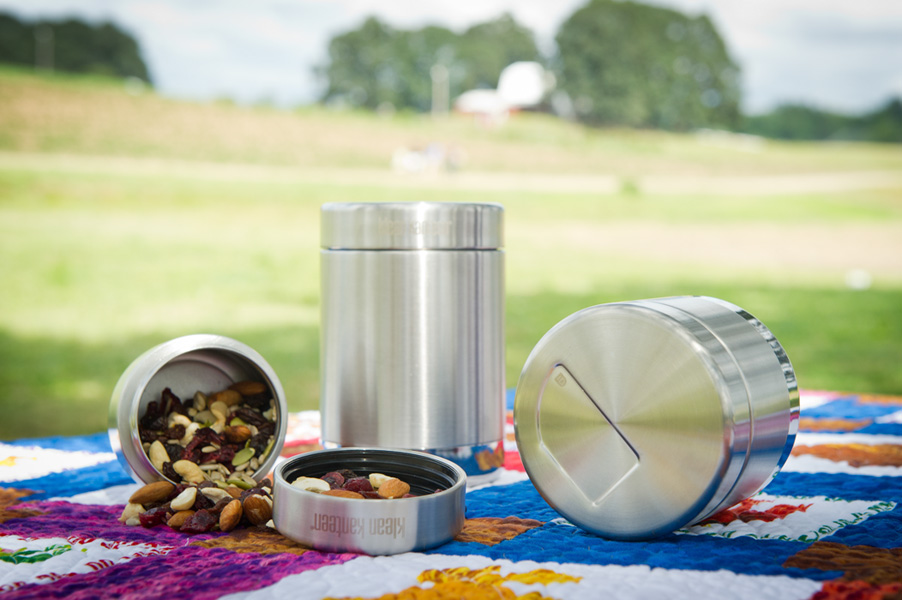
[
  {"left": 179, "top": 509, "right": 217, "bottom": 534},
  {"left": 138, "top": 506, "right": 170, "bottom": 528},
  {"left": 336, "top": 469, "right": 358, "bottom": 480},
  {"left": 322, "top": 472, "right": 344, "bottom": 489},
  {"left": 343, "top": 477, "right": 373, "bottom": 494},
  {"left": 203, "top": 445, "right": 235, "bottom": 466},
  {"left": 360, "top": 491, "right": 381, "bottom": 499},
  {"left": 182, "top": 427, "right": 222, "bottom": 463}
]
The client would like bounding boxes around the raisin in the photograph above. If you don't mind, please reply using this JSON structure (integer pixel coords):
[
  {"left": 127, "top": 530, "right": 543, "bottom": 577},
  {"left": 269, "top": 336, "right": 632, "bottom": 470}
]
[
  {"left": 180, "top": 509, "right": 217, "bottom": 534},
  {"left": 164, "top": 443, "right": 184, "bottom": 462},
  {"left": 248, "top": 433, "right": 270, "bottom": 457},
  {"left": 160, "top": 388, "right": 187, "bottom": 417},
  {"left": 139, "top": 400, "right": 166, "bottom": 430},
  {"left": 192, "top": 490, "right": 213, "bottom": 511},
  {"left": 209, "top": 497, "right": 231, "bottom": 516},
  {"left": 234, "top": 407, "right": 267, "bottom": 427},
  {"left": 161, "top": 462, "right": 180, "bottom": 483},
  {"left": 165, "top": 424, "right": 186, "bottom": 441},
  {"left": 240, "top": 487, "right": 269, "bottom": 502}
]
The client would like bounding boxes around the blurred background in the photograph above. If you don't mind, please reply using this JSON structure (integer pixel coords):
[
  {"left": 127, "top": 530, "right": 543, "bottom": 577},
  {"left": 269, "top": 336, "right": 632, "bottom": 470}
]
[{"left": 0, "top": 0, "right": 900, "bottom": 439}]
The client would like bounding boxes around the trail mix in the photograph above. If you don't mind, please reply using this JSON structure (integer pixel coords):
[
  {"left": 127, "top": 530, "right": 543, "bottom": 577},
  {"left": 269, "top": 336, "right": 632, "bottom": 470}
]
[
  {"left": 119, "top": 479, "right": 273, "bottom": 534},
  {"left": 291, "top": 469, "right": 426, "bottom": 499},
  {"left": 138, "top": 381, "right": 276, "bottom": 488}
]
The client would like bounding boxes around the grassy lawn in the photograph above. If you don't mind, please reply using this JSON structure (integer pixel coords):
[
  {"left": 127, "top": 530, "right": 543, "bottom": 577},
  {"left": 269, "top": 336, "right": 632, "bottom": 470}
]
[{"left": 1, "top": 67, "right": 901, "bottom": 439}]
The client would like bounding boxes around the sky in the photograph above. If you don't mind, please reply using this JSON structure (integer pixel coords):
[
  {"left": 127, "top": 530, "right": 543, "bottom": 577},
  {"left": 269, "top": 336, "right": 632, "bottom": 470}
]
[{"left": 0, "top": 0, "right": 900, "bottom": 115}]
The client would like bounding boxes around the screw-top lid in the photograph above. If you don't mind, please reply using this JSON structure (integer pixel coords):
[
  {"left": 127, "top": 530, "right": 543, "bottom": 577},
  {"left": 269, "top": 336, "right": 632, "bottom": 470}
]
[
  {"left": 513, "top": 296, "right": 798, "bottom": 540},
  {"left": 321, "top": 202, "right": 504, "bottom": 250}
]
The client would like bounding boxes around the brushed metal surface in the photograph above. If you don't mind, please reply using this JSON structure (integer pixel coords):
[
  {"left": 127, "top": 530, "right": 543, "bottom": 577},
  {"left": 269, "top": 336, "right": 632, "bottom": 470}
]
[
  {"left": 321, "top": 202, "right": 503, "bottom": 249},
  {"left": 513, "top": 296, "right": 798, "bottom": 540},
  {"left": 108, "top": 334, "right": 288, "bottom": 484},
  {"left": 320, "top": 203, "right": 505, "bottom": 463},
  {"left": 273, "top": 448, "right": 466, "bottom": 555}
]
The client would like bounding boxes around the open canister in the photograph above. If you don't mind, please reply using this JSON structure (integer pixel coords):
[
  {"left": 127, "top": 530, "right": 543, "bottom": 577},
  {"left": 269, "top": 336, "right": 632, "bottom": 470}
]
[
  {"left": 320, "top": 202, "right": 506, "bottom": 480},
  {"left": 108, "top": 334, "right": 288, "bottom": 485},
  {"left": 514, "top": 296, "right": 799, "bottom": 540}
]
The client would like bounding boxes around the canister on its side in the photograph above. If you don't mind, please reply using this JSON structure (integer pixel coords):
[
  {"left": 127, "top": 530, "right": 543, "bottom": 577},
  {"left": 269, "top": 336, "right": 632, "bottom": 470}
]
[
  {"left": 320, "top": 202, "right": 506, "bottom": 479},
  {"left": 514, "top": 296, "right": 799, "bottom": 540},
  {"left": 109, "top": 334, "right": 287, "bottom": 485}
]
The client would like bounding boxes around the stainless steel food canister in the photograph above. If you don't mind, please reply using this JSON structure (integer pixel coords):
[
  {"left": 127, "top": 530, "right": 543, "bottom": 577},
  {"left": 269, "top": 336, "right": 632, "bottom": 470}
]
[
  {"left": 514, "top": 296, "right": 799, "bottom": 540},
  {"left": 320, "top": 202, "right": 505, "bottom": 478},
  {"left": 109, "top": 334, "right": 288, "bottom": 485}
]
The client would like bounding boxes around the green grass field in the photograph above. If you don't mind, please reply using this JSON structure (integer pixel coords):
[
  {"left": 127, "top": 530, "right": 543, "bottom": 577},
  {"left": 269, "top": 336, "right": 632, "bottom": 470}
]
[{"left": 1, "top": 67, "right": 901, "bottom": 439}]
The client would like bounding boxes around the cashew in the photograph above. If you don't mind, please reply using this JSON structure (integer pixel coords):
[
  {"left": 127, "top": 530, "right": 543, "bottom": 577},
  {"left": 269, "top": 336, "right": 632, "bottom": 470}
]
[
  {"left": 173, "top": 459, "right": 205, "bottom": 484},
  {"left": 170, "top": 486, "right": 197, "bottom": 511},
  {"left": 148, "top": 440, "right": 169, "bottom": 473}
]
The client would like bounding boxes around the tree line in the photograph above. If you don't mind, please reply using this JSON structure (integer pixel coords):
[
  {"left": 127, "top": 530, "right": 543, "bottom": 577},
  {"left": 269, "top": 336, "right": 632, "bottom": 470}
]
[
  {"left": 321, "top": 0, "right": 900, "bottom": 143},
  {"left": 1, "top": 4, "right": 898, "bottom": 142},
  {"left": 0, "top": 12, "right": 150, "bottom": 83}
]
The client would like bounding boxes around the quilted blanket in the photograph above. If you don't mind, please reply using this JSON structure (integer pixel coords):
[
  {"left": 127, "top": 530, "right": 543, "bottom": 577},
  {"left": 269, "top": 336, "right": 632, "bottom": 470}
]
[{"left": 2, "top": 390, "right": 902, "bottom": 599}]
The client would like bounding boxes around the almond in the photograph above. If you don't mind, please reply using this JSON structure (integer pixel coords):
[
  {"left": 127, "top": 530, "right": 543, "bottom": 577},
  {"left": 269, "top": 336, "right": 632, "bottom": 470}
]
[
  {"left": 219, "top": 499, "right": 243, "bottom": 532},
  {"left": 322, "top": 489, "right": 365, "bottom": 500},
  {"left": 167, "top": 510, "right": 195, "bottom": 530},
  {"left": 209, "top": 389, "right": 242, "bottom": 407},
  {"left": 377, "top": 477, "right": 410, "bottom": 499},
  {"left": 225, "top": 486, "right": 244, "bottom": 499},
  {"left": 128, "top": 481, "right": 175, "bottom": 505},
  {"left": 243, "top": 494, "right": 273, "bottom": 525},
  {"left": 228, "top": 381, "right": 267, "bottom": 398},
  {"left": 224, "top": 425, "right": 252, "bottom": 443}
]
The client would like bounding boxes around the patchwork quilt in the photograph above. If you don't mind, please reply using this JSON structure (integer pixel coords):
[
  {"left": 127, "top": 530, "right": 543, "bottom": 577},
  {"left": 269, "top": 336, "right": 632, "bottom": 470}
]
[{"left": 3, "top": 390, "right": 902, "bottom": 599}]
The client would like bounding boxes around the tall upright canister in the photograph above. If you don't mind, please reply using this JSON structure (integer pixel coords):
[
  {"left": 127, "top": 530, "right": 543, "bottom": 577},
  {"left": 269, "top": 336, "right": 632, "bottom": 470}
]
[{"left": 320, "top": 202, "right": 506, "bottom": 479}]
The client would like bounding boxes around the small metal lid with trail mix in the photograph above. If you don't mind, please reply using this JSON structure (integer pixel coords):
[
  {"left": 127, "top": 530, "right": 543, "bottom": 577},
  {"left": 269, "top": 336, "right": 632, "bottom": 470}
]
[
  {"left": 273, "top": 447, "right": 467, "bottom": 555},
  {"left": 108, "top": 334, "right": 288, "bottom": 487},
  {"left": 513, "top": 296, "right": 799, "bottom": 541}
]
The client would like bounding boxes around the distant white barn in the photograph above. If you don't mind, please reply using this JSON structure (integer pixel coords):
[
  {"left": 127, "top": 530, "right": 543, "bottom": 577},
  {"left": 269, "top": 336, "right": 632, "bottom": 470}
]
[{"left": 453, "top": 61, "right": 555, "bottom": 125}]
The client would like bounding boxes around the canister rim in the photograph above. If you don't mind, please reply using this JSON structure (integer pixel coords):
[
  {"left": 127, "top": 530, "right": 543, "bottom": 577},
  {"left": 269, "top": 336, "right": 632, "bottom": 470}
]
[{"left": 321, "top": 202, "right": 504, "bottom": 250}]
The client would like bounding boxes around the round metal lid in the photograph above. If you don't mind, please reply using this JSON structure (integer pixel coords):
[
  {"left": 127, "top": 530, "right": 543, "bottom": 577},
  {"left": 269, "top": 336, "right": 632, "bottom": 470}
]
[
  {"left": 514, "top": 302, "right": 746, "bottom": 540},
  {"left": 321, "top": 202, "right": 504, "bottom": 250}
]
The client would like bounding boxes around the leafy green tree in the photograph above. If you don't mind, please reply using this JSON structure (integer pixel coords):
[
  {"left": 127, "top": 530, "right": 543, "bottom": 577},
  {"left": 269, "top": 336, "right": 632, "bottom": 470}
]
[
  {"left": 742, "top": 98, "right": 902, "bottom": 143},
  {"left": 319, "top": 14, "right": 540, "bottom": 112},
  {"left": 555, "top": 0, "right": 740, "bottom": 130},
  {"left": 456, "top": 14, "right": 541, "bottom": 91},
  {"left": 0, "top": 12, "right": 151, "bottom": 83}
]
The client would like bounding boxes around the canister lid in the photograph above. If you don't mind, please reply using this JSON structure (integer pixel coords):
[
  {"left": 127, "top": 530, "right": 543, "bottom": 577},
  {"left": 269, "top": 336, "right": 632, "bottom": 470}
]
[
  {"left": 321, "top": 202, "right": 504, "bottom": 250},
  {"left": 513, "top": 296, "right": 798, "bottom": 540}
]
